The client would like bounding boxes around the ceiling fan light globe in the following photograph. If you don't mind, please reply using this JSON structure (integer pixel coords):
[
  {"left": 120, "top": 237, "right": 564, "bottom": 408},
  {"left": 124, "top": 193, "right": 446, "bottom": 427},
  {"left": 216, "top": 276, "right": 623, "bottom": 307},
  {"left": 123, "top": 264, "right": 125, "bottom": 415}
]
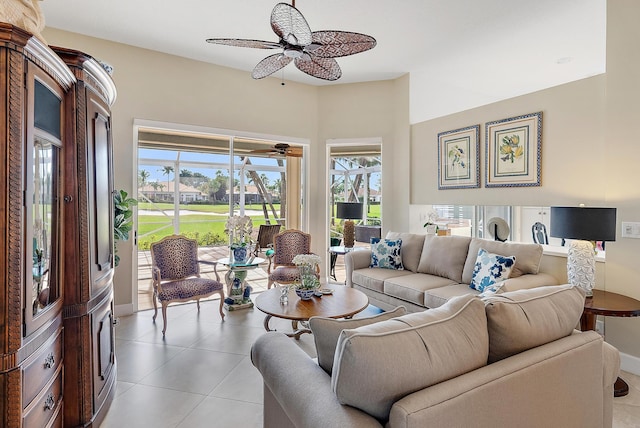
[{"left": 284, "top": 47, "right": 304, "bottom": 58}]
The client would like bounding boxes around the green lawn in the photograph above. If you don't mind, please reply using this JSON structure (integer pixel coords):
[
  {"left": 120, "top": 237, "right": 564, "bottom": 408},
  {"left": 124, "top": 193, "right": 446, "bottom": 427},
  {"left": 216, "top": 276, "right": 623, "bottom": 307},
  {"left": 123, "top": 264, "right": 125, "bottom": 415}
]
[{"left": 136, "top": 202, "right": 381, "bottom": 249}]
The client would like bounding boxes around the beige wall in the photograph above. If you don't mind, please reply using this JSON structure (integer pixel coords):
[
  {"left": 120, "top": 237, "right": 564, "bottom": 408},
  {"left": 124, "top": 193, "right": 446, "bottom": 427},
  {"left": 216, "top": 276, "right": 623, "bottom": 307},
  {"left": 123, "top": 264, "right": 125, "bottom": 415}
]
[
  {"left": 42, "top": 27, "right": 408, "bottom": 309},
  {"left": 410, "top": 74, "right": 607, "bottom": 207},
  {"left": 602, "top": 0, "right": 640, "bottom": 360}
]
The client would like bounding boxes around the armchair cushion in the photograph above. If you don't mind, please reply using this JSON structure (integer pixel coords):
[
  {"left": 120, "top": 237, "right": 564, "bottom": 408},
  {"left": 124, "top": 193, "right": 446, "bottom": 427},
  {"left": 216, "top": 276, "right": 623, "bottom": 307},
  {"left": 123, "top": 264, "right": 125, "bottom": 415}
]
[
  {"left": 309, "top": 306, "right": 408, "bottom": 375},
  {"left": 331, "top": 295, "right": 488, "bottom": 421},
  {"left": 482, "top": 284, "right": 586, "bottom": 363},
  {"left": 156, "top": 277, "right": 223, "bottom": 302},
  {"left": 269, "top": 266, "right": 300, "bottom": 283}
]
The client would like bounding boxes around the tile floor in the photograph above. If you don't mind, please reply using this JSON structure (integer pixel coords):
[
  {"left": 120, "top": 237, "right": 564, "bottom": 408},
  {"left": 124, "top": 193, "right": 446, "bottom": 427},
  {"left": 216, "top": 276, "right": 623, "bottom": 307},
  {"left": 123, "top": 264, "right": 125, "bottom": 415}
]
[{"left": 103, "top": 297, "right": 640, "bottom": 427}]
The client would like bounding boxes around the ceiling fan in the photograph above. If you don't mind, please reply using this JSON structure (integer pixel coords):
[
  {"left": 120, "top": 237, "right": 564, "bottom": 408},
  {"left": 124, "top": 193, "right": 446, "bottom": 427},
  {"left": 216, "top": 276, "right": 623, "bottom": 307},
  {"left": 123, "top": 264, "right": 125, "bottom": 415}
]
[
  {"left": 249, "top": 143, "right": 303, "bottom": 158},
  {"left": 205, "top": 1, "right": 376, "bottom": 81}
]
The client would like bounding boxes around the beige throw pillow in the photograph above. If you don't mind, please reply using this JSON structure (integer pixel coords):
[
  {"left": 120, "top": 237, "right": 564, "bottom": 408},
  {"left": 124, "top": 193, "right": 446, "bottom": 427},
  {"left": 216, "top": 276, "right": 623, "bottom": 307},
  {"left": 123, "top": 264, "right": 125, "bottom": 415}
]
[
  {"left": 482, "top": 284, "right": 586, "bottom": 363},
  {"left": 331, "top": 295, "right": 488, "bottom": 421},
  {"left": 417, "top": 235, "right": 472, "bottom": 282},
  {"left": 309, "top": 306, "right": 408, "bottom": 374}
]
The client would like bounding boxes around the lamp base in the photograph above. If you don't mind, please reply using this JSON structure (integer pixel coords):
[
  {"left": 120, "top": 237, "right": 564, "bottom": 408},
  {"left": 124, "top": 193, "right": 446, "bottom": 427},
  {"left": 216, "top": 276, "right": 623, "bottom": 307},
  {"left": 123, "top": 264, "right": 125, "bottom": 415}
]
[
  {"left": 343, "top": 220, "right": 355, "bottom": 248},
  {"left": 567, "top": 240, "right": 596, "bottom": 297}
]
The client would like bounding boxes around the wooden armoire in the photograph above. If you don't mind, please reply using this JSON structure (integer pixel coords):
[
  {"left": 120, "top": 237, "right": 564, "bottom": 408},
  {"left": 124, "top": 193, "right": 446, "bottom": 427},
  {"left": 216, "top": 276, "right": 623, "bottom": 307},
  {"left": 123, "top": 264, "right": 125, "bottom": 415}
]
[{"left": 0, "top": 24, "right": 117, "bottom": 427}]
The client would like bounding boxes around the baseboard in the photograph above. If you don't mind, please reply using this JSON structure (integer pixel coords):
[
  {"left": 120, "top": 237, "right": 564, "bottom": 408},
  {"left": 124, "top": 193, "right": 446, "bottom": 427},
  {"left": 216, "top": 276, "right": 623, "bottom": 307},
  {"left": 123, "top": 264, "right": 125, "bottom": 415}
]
[
  {"left": 620, "top": 351, "right": 640, "bottom": 376},
  {"left": 114, "top": 303, "right": 134, "bottom": 317}
]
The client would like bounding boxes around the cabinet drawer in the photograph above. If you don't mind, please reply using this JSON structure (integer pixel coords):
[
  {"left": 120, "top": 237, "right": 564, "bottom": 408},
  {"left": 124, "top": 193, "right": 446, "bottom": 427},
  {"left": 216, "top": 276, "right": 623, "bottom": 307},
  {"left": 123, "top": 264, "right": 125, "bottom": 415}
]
[
  {"left": 23, "top": 367, "right": 63, "bottom": 428},
  {"left": 23, "top": 330, "right": 63, "bottom": 408}
]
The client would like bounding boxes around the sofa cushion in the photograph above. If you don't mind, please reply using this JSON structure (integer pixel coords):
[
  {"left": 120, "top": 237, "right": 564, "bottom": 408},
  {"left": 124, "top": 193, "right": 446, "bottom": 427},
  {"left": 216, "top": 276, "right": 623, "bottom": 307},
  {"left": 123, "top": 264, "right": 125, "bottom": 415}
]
[
  {"left": 309, "top": 306, "right": 408, "bottom": 375},
  {"left": 351, "top": 268, "right": 414, "bottom": 293},
  {"left": 331, "top": 294, "right": 488, "bottom": 421},
  {"left": 482, "top": 284, "right": 586, "bottom": 363},
  {"left": 462, "top": 238, "right": 543, "bottom": 284},
  {"left": 424, "top": 282, "right": 480, "bottom": 308},
  {"left": 417, "top": 235, "right": 472, "bottom": 283},
  {"left": 384, "top": 273, "right": 457, "bottom": 307},
  {"left": 470, "top": 248, "right": 515, "bottom": 292},
  {"left": 385, "top": 232, "right": 425, "bottom": 272},
  {"left": 370, "top": 238, "right": 404, "bottom": 270}
]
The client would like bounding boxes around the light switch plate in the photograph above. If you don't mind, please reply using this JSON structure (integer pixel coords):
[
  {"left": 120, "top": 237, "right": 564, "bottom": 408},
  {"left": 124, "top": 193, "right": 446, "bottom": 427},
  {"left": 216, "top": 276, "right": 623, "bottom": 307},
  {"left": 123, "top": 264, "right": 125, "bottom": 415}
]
[{"left": 621, "top": 222, "right": 640, "bottom": 238}]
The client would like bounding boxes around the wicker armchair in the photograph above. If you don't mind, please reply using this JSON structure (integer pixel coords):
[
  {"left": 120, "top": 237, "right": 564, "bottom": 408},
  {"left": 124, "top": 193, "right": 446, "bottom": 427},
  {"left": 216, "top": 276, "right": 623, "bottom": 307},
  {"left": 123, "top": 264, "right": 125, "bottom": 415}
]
[{"left": 150, "top": 235, "right": 225, "bottom": 336}]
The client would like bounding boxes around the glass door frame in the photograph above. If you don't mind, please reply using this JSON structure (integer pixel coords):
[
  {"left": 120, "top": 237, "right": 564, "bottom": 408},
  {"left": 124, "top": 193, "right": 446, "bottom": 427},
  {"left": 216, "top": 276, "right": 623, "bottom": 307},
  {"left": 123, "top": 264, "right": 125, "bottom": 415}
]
[{"left": 325, "top": 137, "right": 382, "bottom": 281}]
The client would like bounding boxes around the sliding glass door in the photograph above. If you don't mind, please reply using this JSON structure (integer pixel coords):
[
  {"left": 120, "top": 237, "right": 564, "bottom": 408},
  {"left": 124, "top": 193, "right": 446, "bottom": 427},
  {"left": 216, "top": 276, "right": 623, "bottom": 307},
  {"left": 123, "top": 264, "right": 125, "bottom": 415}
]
[{"left": 135, "top": 126, "right": 304, "bottom": 311}]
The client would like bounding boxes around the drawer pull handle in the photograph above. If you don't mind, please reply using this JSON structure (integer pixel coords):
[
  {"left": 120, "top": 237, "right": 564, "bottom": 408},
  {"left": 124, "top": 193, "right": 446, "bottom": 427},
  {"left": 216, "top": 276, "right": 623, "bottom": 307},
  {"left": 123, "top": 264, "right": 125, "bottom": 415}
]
[
  {"left": 44, "top": 393, "right": 55, "bottom": 411},
  {"left": 44, "top": 353, "right": 55, "bottom": 369}
]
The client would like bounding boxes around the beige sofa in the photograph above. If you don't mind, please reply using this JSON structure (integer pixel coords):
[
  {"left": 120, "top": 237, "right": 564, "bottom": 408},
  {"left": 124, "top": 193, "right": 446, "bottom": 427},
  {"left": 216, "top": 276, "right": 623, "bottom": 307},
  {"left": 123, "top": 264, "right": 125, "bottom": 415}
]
[
  {"left": 345, "top": 233, "right": 558, "bottom": 312},
  {"left": 251, "top": 285, "right": 620, "bottom": 428}
]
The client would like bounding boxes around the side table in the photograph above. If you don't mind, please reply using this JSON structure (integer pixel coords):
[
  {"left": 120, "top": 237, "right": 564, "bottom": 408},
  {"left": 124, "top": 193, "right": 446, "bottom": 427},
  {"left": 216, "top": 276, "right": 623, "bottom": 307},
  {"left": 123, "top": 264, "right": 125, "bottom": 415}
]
[
  {"left": 216, "top": 257, "right": 265, "bottom": 310},
  {"left": 581, "top": 288, "right": 640, "bottom": 397},
  {"left": 328, "top": 245, "right": 368, "bottom": 281}
]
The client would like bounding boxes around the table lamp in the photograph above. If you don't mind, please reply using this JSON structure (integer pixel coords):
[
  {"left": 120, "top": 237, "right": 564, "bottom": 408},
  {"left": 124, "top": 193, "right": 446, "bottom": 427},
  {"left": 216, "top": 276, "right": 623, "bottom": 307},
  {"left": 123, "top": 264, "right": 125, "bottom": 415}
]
[
  {"left": 550, "top": 206, "right": 617, "bottom": 297},
  {"left": 337, "top": 202, "right": 363, "bottom": 248}
]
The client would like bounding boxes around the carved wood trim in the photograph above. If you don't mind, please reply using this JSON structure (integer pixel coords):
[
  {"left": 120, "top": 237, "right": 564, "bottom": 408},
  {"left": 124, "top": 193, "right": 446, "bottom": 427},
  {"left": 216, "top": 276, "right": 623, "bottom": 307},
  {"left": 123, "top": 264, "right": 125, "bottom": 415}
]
[
  {"left": 76, "top": 79, "right": 91, "bottom": 304},
  {"left": 7, "top": 49, "right": 24, "bottom": 354}
]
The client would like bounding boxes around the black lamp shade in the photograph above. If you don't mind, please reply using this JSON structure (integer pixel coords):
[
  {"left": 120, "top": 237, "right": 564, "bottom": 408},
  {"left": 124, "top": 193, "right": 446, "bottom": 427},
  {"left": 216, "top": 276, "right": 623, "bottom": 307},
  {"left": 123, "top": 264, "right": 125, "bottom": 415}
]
[
  {"left": 550, "top": 207, "right": 617, "bottom": 241},
  {"left": 336, "top": 202, "right": 363, "bottom": 220}
]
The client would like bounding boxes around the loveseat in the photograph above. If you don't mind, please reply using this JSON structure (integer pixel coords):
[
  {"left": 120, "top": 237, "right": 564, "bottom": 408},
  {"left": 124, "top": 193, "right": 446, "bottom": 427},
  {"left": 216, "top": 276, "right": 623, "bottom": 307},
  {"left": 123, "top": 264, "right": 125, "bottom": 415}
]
[
  {"left": 345, "top": 233, "right": 558, "bottom": 312},
  {"left": 251, "top": 285, "right": 620, "bottom": 428}
]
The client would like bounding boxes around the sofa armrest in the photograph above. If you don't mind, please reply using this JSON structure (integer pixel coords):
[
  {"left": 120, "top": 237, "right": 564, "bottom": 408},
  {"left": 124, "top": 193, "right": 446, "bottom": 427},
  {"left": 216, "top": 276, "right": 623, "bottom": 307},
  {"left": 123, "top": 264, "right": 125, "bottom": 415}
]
[
  {"left": 501, "top": 272, "right": 558, "bottom": 292},
  {"left": 345, "top": 251, "right": 372, "bottom": 288},
  {"left": 251, "top": 332, "right": 383, "bottom": 428},
  {"left": 602, "top": 341, "right": 620, "bottom": 428}
]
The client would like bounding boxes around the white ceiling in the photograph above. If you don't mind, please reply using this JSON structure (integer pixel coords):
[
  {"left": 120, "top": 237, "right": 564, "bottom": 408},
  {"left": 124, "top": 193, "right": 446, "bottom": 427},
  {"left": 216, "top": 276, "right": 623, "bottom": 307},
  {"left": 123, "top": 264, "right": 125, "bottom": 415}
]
[{"left": 41, "top": 0, "right": 606, "bottom": 122}]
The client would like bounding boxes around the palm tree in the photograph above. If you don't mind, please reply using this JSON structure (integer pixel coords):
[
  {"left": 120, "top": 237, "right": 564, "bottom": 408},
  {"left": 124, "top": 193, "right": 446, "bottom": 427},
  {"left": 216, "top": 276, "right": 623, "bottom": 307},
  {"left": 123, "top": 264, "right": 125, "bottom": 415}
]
[
  {"left": 138, "top": 169, "right": 150, "bottom": 189},
  {"left": 161, "top": 166, "right": 174, "bottom": 190}
]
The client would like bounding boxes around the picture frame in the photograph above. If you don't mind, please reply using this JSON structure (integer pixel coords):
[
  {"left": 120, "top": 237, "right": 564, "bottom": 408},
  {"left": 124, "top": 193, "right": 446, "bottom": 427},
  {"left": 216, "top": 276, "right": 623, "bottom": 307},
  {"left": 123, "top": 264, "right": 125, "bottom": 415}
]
[
  {"left": 485, "top": 111, "right": 542, "bottom": 187},
  {"left": 437, "top": 124, "right": 480, "bottom": 189}
]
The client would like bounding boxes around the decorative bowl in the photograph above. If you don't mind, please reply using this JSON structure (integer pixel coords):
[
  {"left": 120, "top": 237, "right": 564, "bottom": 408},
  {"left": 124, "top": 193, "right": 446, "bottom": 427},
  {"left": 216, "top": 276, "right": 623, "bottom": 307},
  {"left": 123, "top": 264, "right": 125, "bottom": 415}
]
[{"left": 295, "top": 288, "right": 316, "bottom": 300}]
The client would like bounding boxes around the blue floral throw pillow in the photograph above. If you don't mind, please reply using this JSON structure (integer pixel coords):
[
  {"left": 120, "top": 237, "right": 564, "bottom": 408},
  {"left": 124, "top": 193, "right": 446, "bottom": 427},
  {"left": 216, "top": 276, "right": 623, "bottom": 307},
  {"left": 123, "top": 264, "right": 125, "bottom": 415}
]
[
  {"left": 370, "top": 239, "right": 404, "bottom": 270},
  {"left": 470, "top": 248, "right": 515, "bottom": 292}
]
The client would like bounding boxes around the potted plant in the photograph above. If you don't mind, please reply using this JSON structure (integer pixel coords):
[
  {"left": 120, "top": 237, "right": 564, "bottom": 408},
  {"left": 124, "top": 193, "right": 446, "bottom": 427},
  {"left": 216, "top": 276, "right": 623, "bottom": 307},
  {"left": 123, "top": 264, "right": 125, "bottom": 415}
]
[
  {"left": 292, "top": 254, "right": 321, "bottom": 300},
  {"left": 423, "top": 209, "right": 439, "bottom": 235},
  {"left": 113, "top": 189, "right": 137, "bottom": 267},
  {"left": 224, "top": 215, "right": 253, "bottom": 263}
]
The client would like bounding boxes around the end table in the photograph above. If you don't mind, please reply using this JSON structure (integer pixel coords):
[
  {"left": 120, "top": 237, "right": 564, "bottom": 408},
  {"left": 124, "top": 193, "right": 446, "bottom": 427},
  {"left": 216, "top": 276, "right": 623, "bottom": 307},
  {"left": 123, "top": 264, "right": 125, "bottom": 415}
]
[{"left": 581, "top": 289, "right": 640, "bottom": 397}]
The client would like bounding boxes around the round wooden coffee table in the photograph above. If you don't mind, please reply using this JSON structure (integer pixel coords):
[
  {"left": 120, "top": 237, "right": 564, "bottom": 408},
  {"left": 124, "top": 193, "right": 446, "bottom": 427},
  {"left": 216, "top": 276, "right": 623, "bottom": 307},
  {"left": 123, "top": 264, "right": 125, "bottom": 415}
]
[
  {"left": 254, "top": 286, "right": 369, "bottom": 339},
  {"left": 581, "top": 289, "right": 640, "bottom": 397}
]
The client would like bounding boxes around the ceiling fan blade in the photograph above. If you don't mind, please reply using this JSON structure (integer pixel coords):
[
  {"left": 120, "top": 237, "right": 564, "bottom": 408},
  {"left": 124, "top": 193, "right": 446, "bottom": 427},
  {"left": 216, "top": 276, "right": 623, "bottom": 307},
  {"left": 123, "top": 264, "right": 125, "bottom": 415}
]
[
  {"left": 252, "top": 53, "right": 293, "bottom": 79},
  {"left": 294, "top": 56, "right": 341, "bottom": 81},
  {"left": 271, "top": 3, "right": 312, "bottom": 46},
  {"left": 285, "top": 146, "right": 303, "bottom": 157},
  {"left": 206, "top": 38, "right": 282, "bottom": 49},
  {"left": 310, "top": 31, "right": 377, "bottom": 58}
]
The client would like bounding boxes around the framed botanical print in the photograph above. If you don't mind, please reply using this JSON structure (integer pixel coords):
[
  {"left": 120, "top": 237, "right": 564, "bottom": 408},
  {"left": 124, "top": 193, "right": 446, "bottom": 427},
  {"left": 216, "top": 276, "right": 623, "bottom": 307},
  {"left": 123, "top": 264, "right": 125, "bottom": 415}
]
[
  {"left": 437, "top": 124, "right": 480, "bottom": 189},
  {"left": 485, "top": 111, "right": 542, "bottom": 187}
]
